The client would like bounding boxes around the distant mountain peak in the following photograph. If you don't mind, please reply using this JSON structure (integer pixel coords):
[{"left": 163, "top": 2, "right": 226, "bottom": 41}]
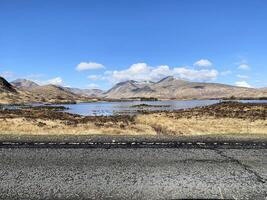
[
  {"left": 11, "top": 79, "right": 39, "bottom": 89},
  {"left": 154, "top": 76, "right": 187, "bottom": 86},
  {"left": 135, "top": 80, "right": 154, "bottom": 84},
  {"left": 112, "top": 80, "right": 138, "bottom": 88},
  {"left": 104, "top": 75, "right": 265, "bottom": 99},
  {"left": 156, "top": 76, "right": 175, "bottom": 83}
]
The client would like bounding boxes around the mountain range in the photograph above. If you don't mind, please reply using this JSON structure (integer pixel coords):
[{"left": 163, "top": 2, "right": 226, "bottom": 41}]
[
  {"left": 0, "top": 76, "right": 266, "bottom": 104},
  {"left": 103, "top": 76, "right": 267, "bottom": 99}
]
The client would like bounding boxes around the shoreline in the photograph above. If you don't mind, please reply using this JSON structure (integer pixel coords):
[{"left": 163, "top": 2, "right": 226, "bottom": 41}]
[{"left": 1, "top": 97, "right": 267, "bottom": 106}]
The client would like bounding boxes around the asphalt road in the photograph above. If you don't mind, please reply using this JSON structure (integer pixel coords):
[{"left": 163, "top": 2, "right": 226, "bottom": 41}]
[{"left": 0, "top": 146, "right": 266, "bottom": 200}]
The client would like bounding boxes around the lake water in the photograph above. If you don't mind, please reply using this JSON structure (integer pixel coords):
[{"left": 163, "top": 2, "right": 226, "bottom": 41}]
[{"left": 55, "top": 100, "right": 267, "bottom": 116}]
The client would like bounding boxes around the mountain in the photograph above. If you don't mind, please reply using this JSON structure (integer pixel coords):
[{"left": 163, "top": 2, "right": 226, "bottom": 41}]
[
  {"left": 104, "top": 76, "right": 267, "bottom": 99},
  {"left": 0, "top": 77, "right": 17, "bottom": 93},
  {"left": 103, "top": 77, "right": 186, "bottom": 99},
  {"left": 11, "top": 79, "right": 39, "bottom": 89},
  {"left": 28, "top": 85, "right": 85, "bottom": 103},
  {"left": 155, "top": 76, "right": 187, "bottom": 86},
  {"left": 64, "top": 87, "right": 104, "bottom": 98},
  {"left": 104, "top": 80, "right": 140, "bottom": 98}
]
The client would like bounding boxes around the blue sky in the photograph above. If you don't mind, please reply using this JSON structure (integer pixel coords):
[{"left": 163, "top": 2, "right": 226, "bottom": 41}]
[{"left": 0, "top": 0, "right": 267, "bottom": 90}]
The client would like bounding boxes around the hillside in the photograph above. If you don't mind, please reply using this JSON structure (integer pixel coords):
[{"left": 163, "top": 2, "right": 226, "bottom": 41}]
[
  {"left": 11, "top": 79, "right": 39, "bottom": 89},
  {"left": 0, "top": 77, "right": 92, "bottom": 104},
  {"left": 104, "top": 76, "right": 267, "bottom": 99},
  {"left": 28, "top": 85, "right": 87, "bottom": 103},
  {"left": 12, "top": 79, "right": 104, "bottom": 98},
  {"left": 0, "top": 77, "right": 17, "bottom": 93}
]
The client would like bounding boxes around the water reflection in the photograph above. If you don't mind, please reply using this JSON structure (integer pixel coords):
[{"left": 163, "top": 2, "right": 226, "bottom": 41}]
[
  {"left": 58, "top": 100, "right": 220, "bottom": 116},
  {"left": 2, "top": 99, "right": 267, "bottom": 116},
  {"left": 59, "top": 99, "right": 267, "bottom": 116}
]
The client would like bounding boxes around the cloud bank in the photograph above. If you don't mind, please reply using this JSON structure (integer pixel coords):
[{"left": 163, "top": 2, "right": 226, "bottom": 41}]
[
  {"left": 238, "top": 64, "right": 250, "bottom": 70},
  {"left": 235, "top": 81, "right": 251, "bottom": 88},
  {"left": 237, "top": 74, "right": 249, "bottom": 79},
  {"left": 35, "top": 77, "right": 64, "bottom": 86},
  {"left": 193, "top": 59, "right": 213, "bottom": 68},
  {"left": 76, "top": 62, "right": 104, "bottom": 71},
  {"left": 104, "top": 62, "right": 218, "bottom": 84}
]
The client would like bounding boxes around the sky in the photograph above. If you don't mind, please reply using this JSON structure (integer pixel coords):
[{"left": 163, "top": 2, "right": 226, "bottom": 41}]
[{"left": 1, "top": 0, "right": 267, "bottom": 90}]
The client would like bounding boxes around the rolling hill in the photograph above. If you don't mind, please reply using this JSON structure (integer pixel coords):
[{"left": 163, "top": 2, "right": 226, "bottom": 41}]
[
  {"left": 0, "top": 77, "right": 93, "bottom": 104},
  {"left": 11, "top": 79, "right": 104, "bottom": 98},
  {"left": 27, "top": 84, "right": 83, "bottom": 103}
]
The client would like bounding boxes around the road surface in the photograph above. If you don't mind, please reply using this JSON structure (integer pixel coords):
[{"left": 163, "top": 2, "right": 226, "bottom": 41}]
[{"left": 0, "top": 144, "right": 266, "bottom": 199}]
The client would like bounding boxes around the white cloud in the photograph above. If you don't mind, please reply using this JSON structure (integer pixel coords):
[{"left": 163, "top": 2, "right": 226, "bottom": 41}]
[
  {"left": 220, "top": 70, "right": 232, "bottom": 76},
  {"left": 238, "top": 64, "right": 250, "bottom": 70},
  {"left": 105, "top": 63, "right": 218, "bottom": 83},
  {"left": 173, "top": 68, "right": 218, "bottom": 81},
  {"left": 150, "top": 65, "right": 173, "bottom": 80},
  {"left": 76, "top": 62, "right": 104, "bottom": 71},
  {"left": 237, "top": 74, "right": 249, "bottom": 79},
  {"left": 35, "top": 77, "right": 64, "bottom": 86},
  {"left": 45, "top": 77, "right": 63, "bottom": 85},
  {"left": 87, "top": 83, "right": 99, "bottom": 89},
  {"left": 235, "top": 81, "right": 251, "bottom": 88},
  {"left": 106, "top": 63, "right": 152, "bottom": 83},
  {"left": 193, "top": 59, "right": 213, "bottom": 68}
]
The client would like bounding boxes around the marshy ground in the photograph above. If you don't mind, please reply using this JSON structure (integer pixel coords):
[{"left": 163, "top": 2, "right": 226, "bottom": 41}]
[{"left": 0, "top": 101, "right": 266, "bottom": 138}]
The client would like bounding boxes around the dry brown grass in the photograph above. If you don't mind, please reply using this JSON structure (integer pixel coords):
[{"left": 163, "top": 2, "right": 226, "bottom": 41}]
[
  {"left": 136, "top": 113, "right": 267, "bottom": 135},
  {"left": 0, "top": 118, "right": 155, "bottom": 136},
  {"left": 0, "top": 114, "right": 266, "bottom": 136}
]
